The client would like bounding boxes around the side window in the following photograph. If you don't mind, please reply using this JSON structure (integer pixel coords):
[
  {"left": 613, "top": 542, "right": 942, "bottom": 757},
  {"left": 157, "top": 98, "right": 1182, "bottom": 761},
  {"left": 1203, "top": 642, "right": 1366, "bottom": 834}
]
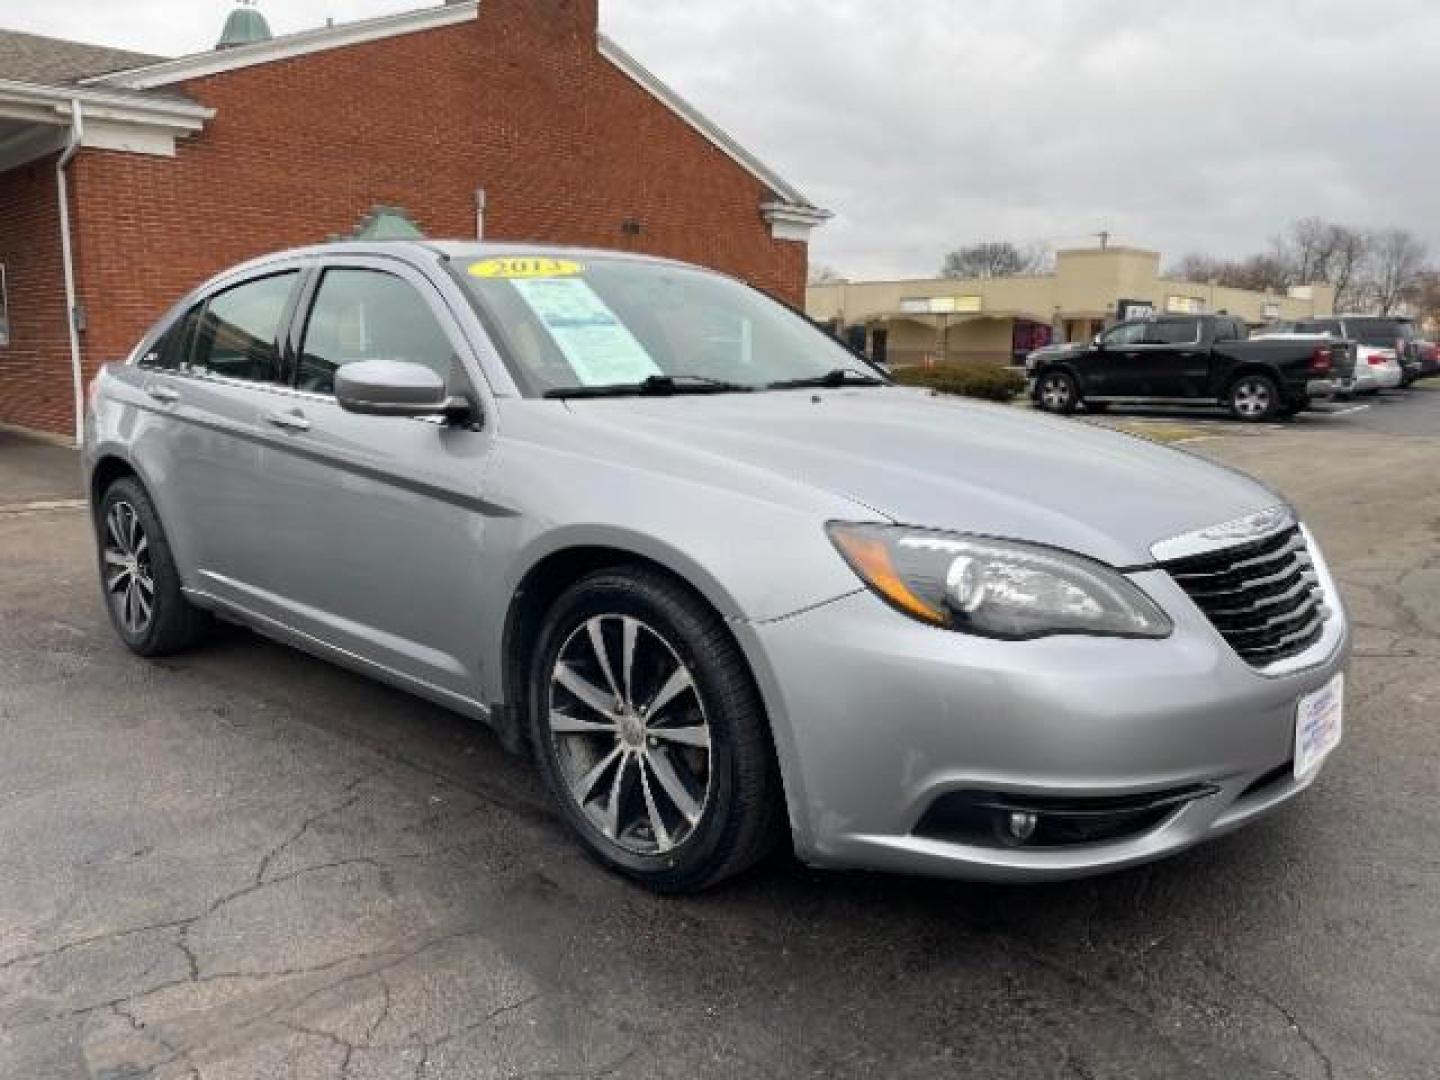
[
  {"left": 297, "top": 269, "right": 457, "bottom": 395},
  {"left": 189, "top": 272, "right": 298, "bottom": 384},
  {"left": 1101, "top": 321, "right": 1147, "bottom": 348},
  {"left": 1144, "top": 320, "right": 1198, "bottom": 345},
  {"left": 142, "top": 304, "right": 202, "bottom": 370},
  {"left": 1211, "top": 319, "right": 1244, "bottom": 343}
]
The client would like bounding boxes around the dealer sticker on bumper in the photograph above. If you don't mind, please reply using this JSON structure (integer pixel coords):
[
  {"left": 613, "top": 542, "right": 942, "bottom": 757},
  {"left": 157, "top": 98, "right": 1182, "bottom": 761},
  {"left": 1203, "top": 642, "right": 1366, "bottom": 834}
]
[{"left": 1294, "top": 672, "right": 1344, "bottom": 778}]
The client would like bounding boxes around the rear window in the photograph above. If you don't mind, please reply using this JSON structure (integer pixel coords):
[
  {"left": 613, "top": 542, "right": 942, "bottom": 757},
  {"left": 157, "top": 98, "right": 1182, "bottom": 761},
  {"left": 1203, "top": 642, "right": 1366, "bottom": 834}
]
[{"left": 1344, "top": 318, "right": 1412, "bottom": 347}]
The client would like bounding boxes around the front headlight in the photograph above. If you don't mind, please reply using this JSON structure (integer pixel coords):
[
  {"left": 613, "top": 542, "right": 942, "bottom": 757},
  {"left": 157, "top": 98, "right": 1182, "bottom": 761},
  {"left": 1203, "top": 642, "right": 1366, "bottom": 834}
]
[{"left": 827, "top": 523, "right": 1172, "bottom": 640}]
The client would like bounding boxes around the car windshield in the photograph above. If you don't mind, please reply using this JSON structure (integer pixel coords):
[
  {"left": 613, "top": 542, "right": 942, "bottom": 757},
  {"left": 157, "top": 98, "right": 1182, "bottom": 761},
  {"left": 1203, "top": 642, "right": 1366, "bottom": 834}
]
[
  {"left": 456, "top": 254, "right": 881, "bottom": 396},
  {"left": 1345, "top": 318, "right": 1412, "bottom": 346}
]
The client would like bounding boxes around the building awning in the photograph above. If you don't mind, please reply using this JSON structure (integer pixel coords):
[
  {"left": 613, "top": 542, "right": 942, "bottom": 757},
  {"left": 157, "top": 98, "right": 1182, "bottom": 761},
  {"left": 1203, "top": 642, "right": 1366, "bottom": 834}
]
[
  {"left": 865, "top": 309, "right": 1056, "bottom": 327},
  {"left": 0, "top": 78, "right": 211, "bottom": 172}
]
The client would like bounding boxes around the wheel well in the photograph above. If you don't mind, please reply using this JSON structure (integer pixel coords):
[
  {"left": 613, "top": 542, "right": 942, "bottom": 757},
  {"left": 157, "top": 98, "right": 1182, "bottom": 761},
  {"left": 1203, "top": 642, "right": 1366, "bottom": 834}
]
[
  {"left": 502, "top": 547, "right": 705, "bottom": 728},
  {"left": 90, "top": 456, "right": 140, "bottom": 516},
  {"left": 1223, "top": 365, "right": 1280, "bottom": 396}
]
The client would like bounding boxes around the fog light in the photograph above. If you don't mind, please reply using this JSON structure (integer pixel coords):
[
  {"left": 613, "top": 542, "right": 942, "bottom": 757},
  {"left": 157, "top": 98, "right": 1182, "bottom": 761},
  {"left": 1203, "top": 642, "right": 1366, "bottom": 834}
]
[{"left": 1006, "top": 810, "right": 1038, "bottom": 843}]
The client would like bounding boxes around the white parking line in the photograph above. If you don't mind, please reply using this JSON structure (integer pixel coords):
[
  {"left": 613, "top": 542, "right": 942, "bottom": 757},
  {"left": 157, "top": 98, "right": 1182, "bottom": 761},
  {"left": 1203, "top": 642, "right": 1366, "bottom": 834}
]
[
  {"left": 1323, "top": 404, "right": 1373, "bottom": 416},
  {"left": 0, "top": 498, "right": 88, "bottom": 516}
]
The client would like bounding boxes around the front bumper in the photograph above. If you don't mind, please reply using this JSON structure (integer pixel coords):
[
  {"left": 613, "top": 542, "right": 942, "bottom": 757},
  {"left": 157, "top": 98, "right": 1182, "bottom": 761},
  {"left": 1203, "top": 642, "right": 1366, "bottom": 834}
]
[{"left": 740, "top": 568, "right": 1349, "bottom": 882}]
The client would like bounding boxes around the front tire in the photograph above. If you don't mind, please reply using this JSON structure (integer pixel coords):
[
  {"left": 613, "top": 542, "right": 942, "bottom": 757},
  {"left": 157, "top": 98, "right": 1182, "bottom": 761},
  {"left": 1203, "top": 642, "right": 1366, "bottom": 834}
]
[
  {"left": 1226, "top": 374, "right": 1280, "bottom": 422},
  {"left": 96, "top": 477, "right": 212, "bottom": 656},
  {"left": 528, "top": 568, "right": 782, "bottom": 892},
  {"left": 1035, "top": 371, "right": 1079, "bottom": 414}
]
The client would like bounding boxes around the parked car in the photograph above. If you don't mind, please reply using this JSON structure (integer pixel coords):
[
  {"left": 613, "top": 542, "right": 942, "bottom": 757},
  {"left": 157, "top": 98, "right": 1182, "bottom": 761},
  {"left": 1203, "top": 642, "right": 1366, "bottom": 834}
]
[
  {"left": 1029, "top": 314, "right": 1352, "bottom": 421},
  {"left": 1415, "top": 340, "right": 1440, "bottom": 379},
  {"left": 1278, "top": 317, "right": 1411, "bottom": 391},
  {"left": 84, "top": 243, "right": 1349, "bottom": 891}
]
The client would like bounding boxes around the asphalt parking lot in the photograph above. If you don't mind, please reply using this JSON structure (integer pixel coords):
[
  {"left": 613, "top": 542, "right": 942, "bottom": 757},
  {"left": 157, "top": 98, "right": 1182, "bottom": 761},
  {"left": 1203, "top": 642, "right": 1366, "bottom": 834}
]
[{"left": 2, "top": 389, "right": 1438, "bottom": 1080}]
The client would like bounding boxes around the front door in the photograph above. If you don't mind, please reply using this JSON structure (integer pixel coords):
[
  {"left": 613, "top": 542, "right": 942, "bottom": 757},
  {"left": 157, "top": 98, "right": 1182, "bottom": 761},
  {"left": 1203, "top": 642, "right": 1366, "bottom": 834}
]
[
  {"left": 1089, "top": 320, "right": 1149, "bottom": 396},
  {"left": 239, "top": 259, "right": 495, "bottom": 699},
  {"left": 1128, "top": 319, "right": 1204, "bottom": 397}
]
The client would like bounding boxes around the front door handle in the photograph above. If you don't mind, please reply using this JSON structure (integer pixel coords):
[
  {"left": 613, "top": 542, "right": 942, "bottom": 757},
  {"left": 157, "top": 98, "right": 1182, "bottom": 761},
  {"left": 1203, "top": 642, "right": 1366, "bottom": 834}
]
[
  {"left": 265, "top": 410, "right": 311, "bottom": 432},
  {"left": 144, "top": 383, "right": 179, "bottom": 405}
]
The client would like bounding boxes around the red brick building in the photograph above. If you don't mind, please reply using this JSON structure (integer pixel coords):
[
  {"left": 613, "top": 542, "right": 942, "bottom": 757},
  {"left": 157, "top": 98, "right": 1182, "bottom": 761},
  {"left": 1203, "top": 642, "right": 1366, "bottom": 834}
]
[{"left": 0, "top": 0, "right": 829, "bottom": 439}]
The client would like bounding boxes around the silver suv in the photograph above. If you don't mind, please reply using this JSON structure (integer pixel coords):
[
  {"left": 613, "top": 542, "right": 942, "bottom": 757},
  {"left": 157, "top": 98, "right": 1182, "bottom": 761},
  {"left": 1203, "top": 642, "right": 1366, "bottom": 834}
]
[{"left": 84, "top": 243, "right": 1349, "bottom": 891}]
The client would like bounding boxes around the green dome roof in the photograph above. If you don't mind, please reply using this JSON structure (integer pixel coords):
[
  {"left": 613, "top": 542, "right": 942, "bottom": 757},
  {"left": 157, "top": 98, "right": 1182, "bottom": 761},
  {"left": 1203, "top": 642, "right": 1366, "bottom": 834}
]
[{"left": 216, "top": 6, "right": 273, "bottom": 50}]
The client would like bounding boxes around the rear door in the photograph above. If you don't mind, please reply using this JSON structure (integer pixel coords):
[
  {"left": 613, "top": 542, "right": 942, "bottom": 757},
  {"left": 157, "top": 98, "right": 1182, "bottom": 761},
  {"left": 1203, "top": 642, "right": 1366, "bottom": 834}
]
[
  {"left": 236, "top": 256, "right": 497, "bottom": 698},
  {"left": 158, "top": 267, "right": 307, "bottom": 605}
]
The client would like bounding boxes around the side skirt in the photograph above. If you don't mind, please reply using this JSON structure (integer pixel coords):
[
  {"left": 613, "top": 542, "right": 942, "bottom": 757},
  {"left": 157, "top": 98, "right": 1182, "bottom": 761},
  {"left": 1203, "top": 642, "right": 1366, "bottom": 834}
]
[{"left": 181, "top": 586, "right": 513, "bottom": 738}]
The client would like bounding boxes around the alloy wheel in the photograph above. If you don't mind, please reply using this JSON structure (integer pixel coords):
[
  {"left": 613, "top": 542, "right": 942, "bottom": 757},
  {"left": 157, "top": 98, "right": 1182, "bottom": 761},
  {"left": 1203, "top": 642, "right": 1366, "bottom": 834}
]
[
  {"left": 1233, "top": 378, "right": 1271, "bottom": 418},
  {"left": 103, "top": 501, "right": 155, "bottom": 636},
  {"left": 1040, "top": 375, "right": 1072, "bottom": 410},
  {"left": 547, "top": 614, "right": 713, "bottom": 856}
]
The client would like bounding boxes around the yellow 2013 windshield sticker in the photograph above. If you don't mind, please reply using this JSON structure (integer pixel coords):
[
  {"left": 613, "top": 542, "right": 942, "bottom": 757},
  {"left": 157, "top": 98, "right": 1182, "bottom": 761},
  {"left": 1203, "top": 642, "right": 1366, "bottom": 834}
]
[{"left": 468, "top": 257, "right": 584, "bottom": 280}]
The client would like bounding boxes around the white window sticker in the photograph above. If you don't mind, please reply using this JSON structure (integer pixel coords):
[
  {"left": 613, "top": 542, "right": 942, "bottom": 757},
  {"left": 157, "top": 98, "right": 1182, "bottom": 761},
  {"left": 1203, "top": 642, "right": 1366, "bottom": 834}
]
[{"left": 510, "top": 277, "right": 661, "bottom": 386}]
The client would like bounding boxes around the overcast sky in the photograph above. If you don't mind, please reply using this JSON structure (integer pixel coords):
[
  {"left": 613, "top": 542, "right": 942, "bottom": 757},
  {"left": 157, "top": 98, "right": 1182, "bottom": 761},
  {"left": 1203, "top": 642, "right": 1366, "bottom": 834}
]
[{"left": 5, "top": 0, "right": 1437, "bottom": 278}]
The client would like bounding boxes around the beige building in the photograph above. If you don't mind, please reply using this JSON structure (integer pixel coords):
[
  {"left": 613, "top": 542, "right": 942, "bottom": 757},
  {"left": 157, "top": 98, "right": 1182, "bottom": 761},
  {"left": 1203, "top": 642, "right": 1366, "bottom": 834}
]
[{"left": 807, "top": 246, "right": 1337, "bottom": 367}]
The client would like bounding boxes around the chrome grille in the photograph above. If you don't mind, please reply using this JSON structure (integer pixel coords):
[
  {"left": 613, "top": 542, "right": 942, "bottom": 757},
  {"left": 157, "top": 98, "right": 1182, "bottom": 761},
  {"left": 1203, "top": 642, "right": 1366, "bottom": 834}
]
[{"left": 1162, "top": 526, "right": 1328, "bottom": 667}]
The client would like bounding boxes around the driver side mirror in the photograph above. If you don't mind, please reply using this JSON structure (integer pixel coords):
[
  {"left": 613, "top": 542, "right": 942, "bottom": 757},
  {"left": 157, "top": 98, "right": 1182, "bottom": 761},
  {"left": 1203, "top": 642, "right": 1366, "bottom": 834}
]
[
  {"left": 1091, "top": 334, "right": 1106, "bottom": 350},
  {"left": 335, "top": 360, "right": 462, "bottom": 419}
]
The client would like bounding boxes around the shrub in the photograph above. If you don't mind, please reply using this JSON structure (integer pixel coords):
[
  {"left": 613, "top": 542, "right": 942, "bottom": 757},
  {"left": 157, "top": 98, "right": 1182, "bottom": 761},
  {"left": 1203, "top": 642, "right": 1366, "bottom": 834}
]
[{"left": 891, "top": 361, "right": 1026, "bottom": 403}]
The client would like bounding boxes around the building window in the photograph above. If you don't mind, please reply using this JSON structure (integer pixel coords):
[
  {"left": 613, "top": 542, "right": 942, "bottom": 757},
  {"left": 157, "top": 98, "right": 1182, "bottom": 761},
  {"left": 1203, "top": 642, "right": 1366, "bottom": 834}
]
[{"left": 0, "top": 263, "right": 9, "bottom": 346}]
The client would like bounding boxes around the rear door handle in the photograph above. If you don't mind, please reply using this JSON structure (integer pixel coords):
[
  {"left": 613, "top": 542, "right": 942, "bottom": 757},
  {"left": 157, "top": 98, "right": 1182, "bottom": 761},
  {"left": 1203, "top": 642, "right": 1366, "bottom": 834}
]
[
  {"left": 144, "top": 383, "right": 179, "bottom": 404},
  {"left": 265, "top": 410, "right": 311, "bottom": 432}
]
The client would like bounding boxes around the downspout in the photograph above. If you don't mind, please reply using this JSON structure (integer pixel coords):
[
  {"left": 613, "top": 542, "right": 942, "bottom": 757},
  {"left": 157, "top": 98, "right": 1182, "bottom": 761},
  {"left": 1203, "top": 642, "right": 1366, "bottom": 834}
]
[{"left": 56, "top": 99, "right": 84, "bottom": 444}]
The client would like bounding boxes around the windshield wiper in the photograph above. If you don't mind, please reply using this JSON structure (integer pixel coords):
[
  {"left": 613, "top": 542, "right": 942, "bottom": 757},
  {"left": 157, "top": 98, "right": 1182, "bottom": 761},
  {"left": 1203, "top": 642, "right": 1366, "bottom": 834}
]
[
  {"left": 766, "top": 368, "right": 888, "bottom": 391},
  {"left": 544, "top": 374, "right": 754, "bottom": 400}
]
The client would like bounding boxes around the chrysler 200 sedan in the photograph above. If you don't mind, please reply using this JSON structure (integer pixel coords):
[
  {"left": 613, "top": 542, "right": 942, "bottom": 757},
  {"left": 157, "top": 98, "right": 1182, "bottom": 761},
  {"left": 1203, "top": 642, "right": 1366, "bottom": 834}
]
[{"left": 84, "top": 242, "right": 1349, "bottom": 892}]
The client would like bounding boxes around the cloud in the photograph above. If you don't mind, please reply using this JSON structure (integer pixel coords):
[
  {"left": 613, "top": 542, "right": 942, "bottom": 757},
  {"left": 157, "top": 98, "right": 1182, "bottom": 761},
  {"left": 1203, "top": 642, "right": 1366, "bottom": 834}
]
[{"left": 7, "top": 0, "right": 1437, "bottom": 278}]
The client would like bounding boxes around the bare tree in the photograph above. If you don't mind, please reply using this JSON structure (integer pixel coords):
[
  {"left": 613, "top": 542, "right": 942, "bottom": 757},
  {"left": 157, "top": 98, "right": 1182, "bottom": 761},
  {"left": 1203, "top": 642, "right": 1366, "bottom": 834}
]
[
  {"left": 1174, "top": 219, "right": 1382, "bottom": 310},
  {"left": 940, "top": 242, "right": 1046, "bottom": 279},
  {"left": 1168, "top": 253, "right": 1226, "bottom": 283},
  {"left": 1365, "top": 228, "right": 1428, "bottom": 315},
  {"left": 808, "top": 264, "right": 846, "bottom": 286},
  {"left": 1408, "top": 270, "right": 1440, "bottom": 334},
  {"left": 1327, "top": 226, "right": 1369, "bottom": 312},
  {"left": 1282, "top": 217, "right": 1341, "bottom": 285}
]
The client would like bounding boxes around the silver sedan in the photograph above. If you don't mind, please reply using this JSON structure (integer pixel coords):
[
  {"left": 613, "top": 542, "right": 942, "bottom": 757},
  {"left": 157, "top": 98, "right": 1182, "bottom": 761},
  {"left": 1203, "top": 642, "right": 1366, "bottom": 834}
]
[{"left": 84, "top": 243, "right": 1349, "bottom": 891}]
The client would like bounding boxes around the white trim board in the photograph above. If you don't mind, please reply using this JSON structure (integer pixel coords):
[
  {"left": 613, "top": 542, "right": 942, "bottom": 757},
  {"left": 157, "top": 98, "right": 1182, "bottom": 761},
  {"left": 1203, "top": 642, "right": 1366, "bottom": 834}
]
[
  {"left": 83, "top": 2, "right": 480, "bottom": 90},
  {"left": 0, "top": 80, "right": 212, "bottom": 170}
]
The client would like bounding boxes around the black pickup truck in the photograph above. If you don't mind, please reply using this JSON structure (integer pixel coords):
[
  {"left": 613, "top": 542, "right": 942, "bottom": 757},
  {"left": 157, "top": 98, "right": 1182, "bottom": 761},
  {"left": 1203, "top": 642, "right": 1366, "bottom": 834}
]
[{"left": 1028, "top": 314, "right": 1354, "bottom": 422}]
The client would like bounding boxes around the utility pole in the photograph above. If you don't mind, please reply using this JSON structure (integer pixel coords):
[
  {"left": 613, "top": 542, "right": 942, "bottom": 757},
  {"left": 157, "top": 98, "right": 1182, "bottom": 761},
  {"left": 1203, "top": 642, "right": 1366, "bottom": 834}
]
[{"left": 1094, "top": 230, "right": 1110, "bottom": 251}]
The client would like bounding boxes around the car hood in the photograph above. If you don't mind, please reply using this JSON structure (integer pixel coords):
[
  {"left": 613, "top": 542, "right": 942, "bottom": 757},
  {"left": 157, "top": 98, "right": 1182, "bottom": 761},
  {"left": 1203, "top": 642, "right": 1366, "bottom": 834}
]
[{"left": 557, "top": 388, "right": 1283, "bottom": 567}]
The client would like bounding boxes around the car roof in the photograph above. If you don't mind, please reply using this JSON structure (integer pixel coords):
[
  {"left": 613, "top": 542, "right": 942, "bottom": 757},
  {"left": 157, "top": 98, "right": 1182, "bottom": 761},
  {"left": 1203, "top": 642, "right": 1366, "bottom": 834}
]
[{"left": 224, "top": 240, "right": 700, "bottom": 280}]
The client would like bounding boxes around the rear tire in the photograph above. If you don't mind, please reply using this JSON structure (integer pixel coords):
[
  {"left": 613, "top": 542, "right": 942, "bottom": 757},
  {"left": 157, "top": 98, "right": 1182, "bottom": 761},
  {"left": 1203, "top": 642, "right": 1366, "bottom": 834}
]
[
  {"left": 97, "top": 477, "right": 212, "bottom": 657},
  {"left": 1035, "top": 371, "right": 1079, "bottom": 415},
  {"left": 528, "top": 567, "right": 782, "bottom": 893},
  {"left": 1226, "top": 374, "right": 1280, "bottom": 422}
]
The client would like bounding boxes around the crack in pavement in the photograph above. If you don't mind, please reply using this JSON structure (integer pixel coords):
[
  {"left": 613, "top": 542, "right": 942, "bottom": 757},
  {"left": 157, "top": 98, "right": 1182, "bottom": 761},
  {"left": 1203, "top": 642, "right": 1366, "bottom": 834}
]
[
  {"left": 252, "top": 772, "right": 374, "bottom": 886},
  {"left": 1192, "top": 952, "right": 1335, "bottom": 1080}
]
